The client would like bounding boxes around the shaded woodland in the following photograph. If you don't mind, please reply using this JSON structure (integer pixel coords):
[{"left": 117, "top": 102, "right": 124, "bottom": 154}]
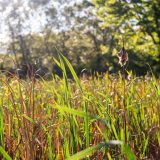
[{"left": 0, "top": 0, "right": 160, "bottom": 76}]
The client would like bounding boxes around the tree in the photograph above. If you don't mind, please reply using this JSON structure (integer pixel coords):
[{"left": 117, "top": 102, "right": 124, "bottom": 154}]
[
  {"left": 92, "top": 0, "right": 160, "bottom": 55},
  {"left": 43, "top": 0, "right": 114, "bottom": 71}
]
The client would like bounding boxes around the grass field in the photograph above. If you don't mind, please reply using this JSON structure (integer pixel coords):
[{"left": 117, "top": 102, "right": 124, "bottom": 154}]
[{"left": 0, "top": 55, "right": 160, "bottom": 159}]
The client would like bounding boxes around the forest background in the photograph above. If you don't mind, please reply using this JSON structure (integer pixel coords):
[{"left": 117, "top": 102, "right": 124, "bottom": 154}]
[{"left": 0, "top": 0, "right": 160, "bottom": 76}]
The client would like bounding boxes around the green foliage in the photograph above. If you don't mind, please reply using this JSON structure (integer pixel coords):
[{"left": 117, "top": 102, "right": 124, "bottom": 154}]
[
  {"left": 2, "top": 0, "right": 160, "bottom": 76},
  {"left": 69, "top": 141, "right": 123, "bottom": 160},
  {"left": 93, "top": 0, "right": 160, "bottom": 55},
  {"left": 0, "top": 146, "right": 12, "bottom": 160}
]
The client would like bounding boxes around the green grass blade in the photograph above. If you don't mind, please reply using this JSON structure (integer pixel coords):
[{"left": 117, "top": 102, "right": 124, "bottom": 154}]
[
  {"left": 142, "top": 137, "right": 148, "bottom": 157},
  {"left": 60, "top": 53, "right": 83, "bottom": 93},
  {"left": 22, "top": 114, "right": 34, "bottom": 123},
  {"left": 53, "top": 57, "right": 61, "bottom": 68},
  {"left": 68, "top": 141, "right": 122, "bottom": 160},
  {"left": 122, "top": 144, "right": 136, "bottom": 160},
  {"left": 0, "top": 107, "right": 4, "bottom": 147},
  {"left": 0, "top": 146, "right": 12, "bottom": 160},
  {"left": 51, "top": 104, "right": 88, "bottom": 118}
]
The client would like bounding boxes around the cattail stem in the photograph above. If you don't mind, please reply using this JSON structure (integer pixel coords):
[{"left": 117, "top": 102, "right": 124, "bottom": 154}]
[
  {"left": 122, "top": 65, "right": 127, "bottom": 144},
  {"left": 118, "top": 36, "right": 128, "bottom": 145}
]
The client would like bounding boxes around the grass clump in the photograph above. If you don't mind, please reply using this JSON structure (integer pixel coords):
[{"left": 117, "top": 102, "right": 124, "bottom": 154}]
[{"left": 0, "top": 56, "right": 159, "bottom": 159}]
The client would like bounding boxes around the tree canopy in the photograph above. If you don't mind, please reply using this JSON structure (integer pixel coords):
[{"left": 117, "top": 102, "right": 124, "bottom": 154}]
[{"left": 0, "top": 0, "right": 160, "bottom": 76}]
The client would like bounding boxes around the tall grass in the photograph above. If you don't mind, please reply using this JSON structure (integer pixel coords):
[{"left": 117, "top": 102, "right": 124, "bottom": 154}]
[{"left": 0, "top": 55, "right": 159, "bottom": 159}]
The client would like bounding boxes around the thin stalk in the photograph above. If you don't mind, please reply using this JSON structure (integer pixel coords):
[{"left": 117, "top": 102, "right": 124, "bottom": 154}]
[{"left": 122, "top": 66, "right": 127, "bottom": 144}]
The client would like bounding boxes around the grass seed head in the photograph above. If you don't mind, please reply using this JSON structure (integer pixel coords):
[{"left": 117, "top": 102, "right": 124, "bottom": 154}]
[{"left": 118, "top": 47, "right": 128, "bottom": 67}]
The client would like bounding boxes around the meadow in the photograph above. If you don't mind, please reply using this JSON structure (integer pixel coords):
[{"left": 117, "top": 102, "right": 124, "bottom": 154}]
[{"left": 0, "top": 55, "right": 160, "bottom": 160}]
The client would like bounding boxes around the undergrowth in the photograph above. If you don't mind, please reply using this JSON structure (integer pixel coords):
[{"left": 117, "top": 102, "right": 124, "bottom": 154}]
[{"left": 0, "top": 55, "right": 160, "bottom": 159}]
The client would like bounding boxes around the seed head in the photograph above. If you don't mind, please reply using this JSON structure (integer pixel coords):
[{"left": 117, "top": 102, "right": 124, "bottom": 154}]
[{"left": 118, "top": 47, "right": 128, "bottom": 66}]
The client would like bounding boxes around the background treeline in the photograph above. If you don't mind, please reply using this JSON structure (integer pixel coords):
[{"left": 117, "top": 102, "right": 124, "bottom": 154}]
[{"left": 0, "top": 0, "right": 160, "bottom": 76}]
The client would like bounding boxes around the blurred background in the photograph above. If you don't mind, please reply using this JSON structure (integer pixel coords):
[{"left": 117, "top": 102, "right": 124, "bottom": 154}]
[{"left": 0, "top": 0, "right": 160, "bottom": 77}]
